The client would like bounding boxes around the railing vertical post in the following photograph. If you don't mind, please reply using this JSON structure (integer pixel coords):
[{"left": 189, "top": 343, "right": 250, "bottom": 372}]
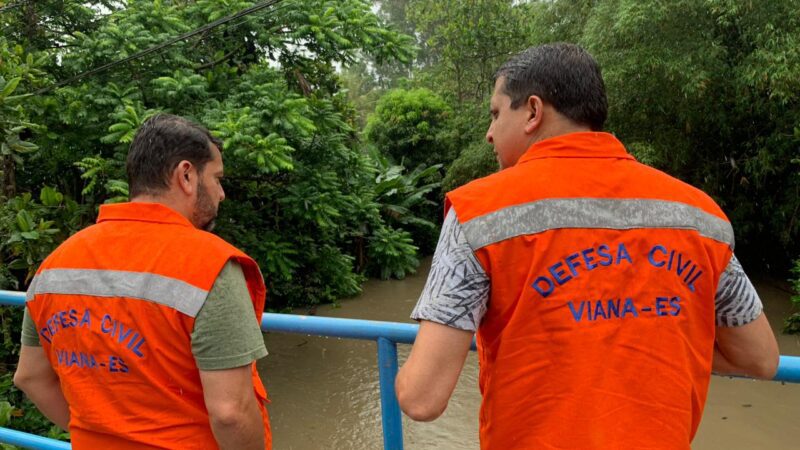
[{"left": 377, "top": 337, "right": 403, "bottom": 450}]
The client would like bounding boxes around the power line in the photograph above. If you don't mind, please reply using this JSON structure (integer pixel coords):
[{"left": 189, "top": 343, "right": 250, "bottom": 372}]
[
  {"left": 0, "top": 1, "right": 26, "bottom": 14},
  {"left": 35, "top": 0, "right": 285, "bottom": 95}
]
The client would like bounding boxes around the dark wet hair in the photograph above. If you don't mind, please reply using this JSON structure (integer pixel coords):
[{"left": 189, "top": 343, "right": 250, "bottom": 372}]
[
  {"left": 126, "top": 114, "right": 222, "bottom": 197},
  {"left": 494, "top": 43, "right": 608, "bottom": 131}
]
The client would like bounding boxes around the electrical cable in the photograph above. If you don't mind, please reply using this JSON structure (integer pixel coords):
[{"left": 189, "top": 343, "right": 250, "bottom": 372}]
[
  {"left": 0, "top": 1, "right": 26, "bottom": 14},
  {"left": 34, "top": 0, "right": 286, "bottom": 95}
]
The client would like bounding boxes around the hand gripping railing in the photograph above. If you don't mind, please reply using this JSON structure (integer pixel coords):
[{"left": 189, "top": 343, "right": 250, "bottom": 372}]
[{"left": 2, "top": 289, "right": 800, "bottom": 450}]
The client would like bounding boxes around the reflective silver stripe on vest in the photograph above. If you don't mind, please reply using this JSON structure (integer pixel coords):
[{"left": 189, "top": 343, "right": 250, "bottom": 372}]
[
  {"left": 460, "top": 198, "right": 735, "bottom": 250},
  {"left": 25, "top": 269, "right": 209, "bottom": 317}
]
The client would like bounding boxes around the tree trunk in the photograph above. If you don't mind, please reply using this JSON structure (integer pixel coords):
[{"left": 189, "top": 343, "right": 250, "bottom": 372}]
[{"left": 24, "top": 2, "right": 40, "bottom": 44}]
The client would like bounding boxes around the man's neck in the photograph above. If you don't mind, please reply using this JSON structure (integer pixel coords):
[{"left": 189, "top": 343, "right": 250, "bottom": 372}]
[
  {"left": 530, "top": 116, "right": 593, "bottom": 146},
  {"left": 130, "top": 194, "right": 194, "bottom": 225}
]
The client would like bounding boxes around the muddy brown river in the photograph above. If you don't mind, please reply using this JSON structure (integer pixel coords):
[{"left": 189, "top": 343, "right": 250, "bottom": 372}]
[{"left": 258, "top": 259, "right": 800, "bottom": 449}]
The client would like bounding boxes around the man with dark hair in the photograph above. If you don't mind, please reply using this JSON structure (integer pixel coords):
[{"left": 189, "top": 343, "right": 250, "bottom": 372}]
[
  {"left": 396, "top": 43, "right": 779, "bottom": 449},
  {"left": 15, "top": 114, "right": 272, "bottom": 449}
]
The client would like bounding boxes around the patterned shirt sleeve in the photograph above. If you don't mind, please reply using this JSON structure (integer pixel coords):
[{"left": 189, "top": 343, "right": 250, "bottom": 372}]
[
  {"left": 715, "top": 254, "right": 763, "bottom": 327},
  {"left": 411, "top": 208, "right": 490, "bottom": 332}
]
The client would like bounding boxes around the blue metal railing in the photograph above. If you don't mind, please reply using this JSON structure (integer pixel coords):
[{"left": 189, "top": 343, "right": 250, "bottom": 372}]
[{"left": 2, "top": 289, "right": 800, "bottom": 450}]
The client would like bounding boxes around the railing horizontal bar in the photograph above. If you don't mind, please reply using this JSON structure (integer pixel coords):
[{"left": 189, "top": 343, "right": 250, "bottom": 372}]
[
  {"left": 4, "top": 289, "right": 800, "bottom": 382},
  {"left": 776, "top": 355, "right": 800, "bottom": 383},
  {"left": 4, "top": 287, "right": 800, "bottom": 450},
  {"left": 2, "top": 289, "right": 29, "bottom": 306},
  {"left": 261, "top": 312, "right": 419, "bottom": 344},
  {"left": 0, "top": 427, "right": 71, "bottom": 449}
]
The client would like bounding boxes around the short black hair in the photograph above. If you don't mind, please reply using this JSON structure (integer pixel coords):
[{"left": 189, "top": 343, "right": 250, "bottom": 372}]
[
  {"left": 126, "top": 114, "right": 222, "bottom": 197},
  {"left": 494, "top": 43, "right": 608, "bottom": 131}
]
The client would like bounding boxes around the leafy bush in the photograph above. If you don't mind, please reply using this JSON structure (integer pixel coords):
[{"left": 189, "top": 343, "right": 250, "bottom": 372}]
[
  {"left": 0, "top": 373, "right": 69, "bottom": 442},
  {"left": 364, "top": 88, "right": 457, "bottom": 169},
  {"left": 0, "top": 0, "right": 421, "bottom": 313},
  {"left": 367, "top": 225, "right": 419, "bottom": 280},
  {"left": 443, "top": 141, "right": 497, "bottom": 192},
  {"left": 0, "top": 188, "right": 86, "bottom": 284},
  {"left": 370, "top": 147, "right": 443, "bottom": 253}
]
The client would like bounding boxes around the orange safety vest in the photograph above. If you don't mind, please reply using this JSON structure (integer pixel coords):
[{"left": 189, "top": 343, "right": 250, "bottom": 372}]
[
  {"left": 25, "top": 202, "right": 271, "bottom": 450},
  {"left": 446, "top": 132, "right": 733, "bottom": 449}
]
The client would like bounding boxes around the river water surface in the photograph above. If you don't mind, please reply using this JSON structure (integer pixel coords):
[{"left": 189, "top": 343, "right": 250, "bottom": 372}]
[{"left": 258, "top": 259, "right": 800, "bottom": 449}]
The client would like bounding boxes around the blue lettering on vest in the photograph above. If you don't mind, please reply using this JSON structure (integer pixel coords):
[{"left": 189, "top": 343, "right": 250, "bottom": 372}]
[
  {"left": 616, "top": 243, "right": 633, "bottom": 265},
  {"left": 531, "top": 242, "right": 637, "bottom": 298},
  {"left": 532, "top": 277, "right": 555, "bottom": 298},
  {"left": 100, "top": 314, "right": 113, "bottom": 333},
  {"left": 56, "top": 349, "right": 67, "bottom": 365},
  {"left": 564, "top": 253, "right": 582, "bottom": 277},
  {"left": 596, "top": 244, "right": 613, "bottom": 266},
  {"left": 115, "top": 323, "right": 134, "bottom": 345},
  {"left": 568, "top": 298, "right": 640, "bottom": 322},
  {"left": 647, "top": 245, "right": 705, "bottom": 293},
  {"left": 568, "top": 301, "right": 585, "bottom": 321},
  {"left": 582, "top": 248, "right": 598, "bottom": 270},
  {"left": 39, "top": 328, "right": 52, "bottom": 344},
  {"left": 669, "top": 297, "right": 682, "bottom": 315},
  {"left": 656, "top": 297, "right": 669, "bottom": 316},
  {"left": 128, "top": 336, "right": 146, "bottom": 358},
  {"left": 97, "top": 314, "right": 146, "bottom": 358},
  {"left": 79, "top": 308, "right": 91, "bottom": 328},
  {"left": 593, "top": 301, "right": 607, "bottom": 320},
  {"left": 109, "top": 356, "right": 129, "bottom": 373},
  {"left": 675, "top": 254, "right": 691, "bottom": 276},
  {"left": 607, "top": 299, "right": 620, "bottom": 317},
  {"left": 687, "top": 270, "right": 702, "bottom": 292},
  {"left": 648, "top": 245, "right": 667, "bottom": 267},
  {"left": 549, "top": 262, "right": 572, "bottom": 285},
  {"left": 621, "top": 298, "right": 638, "bottom": 318}
]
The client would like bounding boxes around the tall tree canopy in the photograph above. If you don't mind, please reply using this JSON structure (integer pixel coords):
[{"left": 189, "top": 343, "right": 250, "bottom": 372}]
[
  {"left": 0, "top": 0, "right": 421, "bottom": 309},
  {"left": 372, "top": 0, "right": 800, "bottom": 267}
]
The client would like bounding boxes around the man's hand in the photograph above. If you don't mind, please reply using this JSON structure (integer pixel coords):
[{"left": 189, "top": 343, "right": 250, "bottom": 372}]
[
  {"left": 395, "top": 320, "right": 474, "bottom": 421},
  {"left": 714, "top": 312, "right": 779, "bottom": 379},
  {"left": 200, "top": 365, "right": 265, "bottom": 450},
  {"left": 14, "top": 345, "right": 70, "bottom": 430}
]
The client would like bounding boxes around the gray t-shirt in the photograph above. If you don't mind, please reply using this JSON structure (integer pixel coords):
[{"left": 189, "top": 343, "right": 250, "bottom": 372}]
[
  {"left": 412, "top": 209, "right": 763, "bottom": 331},
  {"left": 21, "top": 260, "right": 266, "bottom": 370}
]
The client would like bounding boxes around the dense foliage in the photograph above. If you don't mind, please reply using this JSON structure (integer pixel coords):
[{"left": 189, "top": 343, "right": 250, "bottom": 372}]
[
  {"left": 2, "top": 0, "right": 800, "bottom": 438},
  {"left": 576, "top": 0, "right": 800, "bottom": 266},
  {"left": 530, "top": 0, "right": 800, "bottom": 329},
  {"left": 364, "top": 88, "right": 455, "bottom": 169},
  {"left": 365, "top": 0, "right": 800, "bottom": 328},
  {"left": 1, "top": 0, "right": 423, "bottom": 306},
  {"left": 0, "top": 0, "right": 425, "bottom": 436}
]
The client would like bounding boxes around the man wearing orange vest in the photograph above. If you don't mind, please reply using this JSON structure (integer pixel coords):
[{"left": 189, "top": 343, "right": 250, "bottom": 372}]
[
  {"left": 14, "top": 114, "right": 271, "bottom": 449},
  {"left": 396, "top": 43, "right": 780, "bottom": 449}
]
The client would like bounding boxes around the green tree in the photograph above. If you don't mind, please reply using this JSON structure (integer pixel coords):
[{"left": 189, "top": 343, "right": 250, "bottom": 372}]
[
  {"left": 578, "top": 0, "right": 800, "bottom": 263},
  {"left": 407, "top": 0, "right": 534, "bottom": 107},
  {"left": 443, "top": 140, "right": 497, "bottom": 192},
  {"left": 426, "top": 0, "right": 800, "bottom": 271},
  {"left": 0, "top": 38, "right": 50, "bottom": 199},
  {"left": 1, "top": 0, "right": 417, "bottom": 311},
  {"left": 362, "top": 0, "right": 536, "bottom": 197},
  {"left": 364, "top": 88, "right": 456, "bottom": 168}
]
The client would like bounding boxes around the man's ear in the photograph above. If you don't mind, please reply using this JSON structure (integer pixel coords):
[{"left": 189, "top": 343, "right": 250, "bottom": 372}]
[
  {"left": 173, "top": 160, "right": 196, "bottom": 196},
  {"left": 524, "top": 95, "right": 544, "bottom": 134}
]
